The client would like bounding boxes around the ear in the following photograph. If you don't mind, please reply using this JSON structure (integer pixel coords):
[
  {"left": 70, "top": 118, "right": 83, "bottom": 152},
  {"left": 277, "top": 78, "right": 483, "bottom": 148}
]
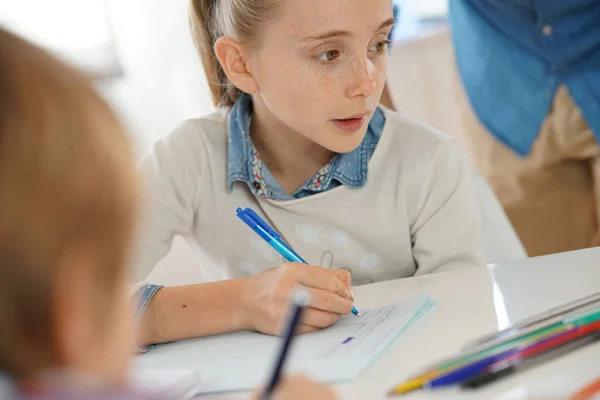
[{"left": 214, "top": 37, "right": 259, "bottom": 95}]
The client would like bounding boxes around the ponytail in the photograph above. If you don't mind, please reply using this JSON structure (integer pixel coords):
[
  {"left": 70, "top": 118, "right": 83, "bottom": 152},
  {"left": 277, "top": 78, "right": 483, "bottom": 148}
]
[
  {"left": 189, "top": 0, "right": 282, "bottom": 108},
  {"left": 190, "top": 0, "right": 239, "bottom": 107}
]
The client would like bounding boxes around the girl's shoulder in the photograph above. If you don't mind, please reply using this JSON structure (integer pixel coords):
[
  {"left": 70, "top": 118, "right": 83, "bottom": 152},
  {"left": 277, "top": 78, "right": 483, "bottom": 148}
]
[
  {"left": 377, "top": 108, "right": 465, "bottom": 168},
  {"left": 161, "top": 110, "right": 229, "bottom": 152},
  {"left": 379, "top": 108, "right": 457, "bottom": 152},
  {"left": 140, "top": 110, "right": 229, "bottom": 171}
]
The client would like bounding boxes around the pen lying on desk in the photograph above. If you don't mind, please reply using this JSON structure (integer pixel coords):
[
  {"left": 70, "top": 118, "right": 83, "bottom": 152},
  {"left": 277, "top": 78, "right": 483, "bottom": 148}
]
[
  {"left": 237, "top": 207, "right": 361, "bottom": 316},
  {"left": 388, "top": 309, "right": 600, "bottom": 396},
  {"left": 462, "top": 291, "right": 600, "bottom": 351},
  {"left": 462, "top": 328, "right": 600, "bottom": 389},
  {"left": 412, "top": 308, "right": 600, "bottom": 378}
]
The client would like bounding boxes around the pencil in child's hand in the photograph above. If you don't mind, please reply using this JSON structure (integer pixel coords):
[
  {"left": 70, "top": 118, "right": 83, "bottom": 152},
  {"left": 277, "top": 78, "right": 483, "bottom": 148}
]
[{"left": 262, "top": 287, "right": 311, "bottom": 400}]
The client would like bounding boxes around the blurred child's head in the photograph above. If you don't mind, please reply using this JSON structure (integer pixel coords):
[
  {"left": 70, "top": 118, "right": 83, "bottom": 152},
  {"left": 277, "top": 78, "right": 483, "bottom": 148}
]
[
  {"left": 0, "top": 28, "right": 138, "bottom": 386},
  {"left": 191, "top": 0, "right": 394, "bottom": 153}
]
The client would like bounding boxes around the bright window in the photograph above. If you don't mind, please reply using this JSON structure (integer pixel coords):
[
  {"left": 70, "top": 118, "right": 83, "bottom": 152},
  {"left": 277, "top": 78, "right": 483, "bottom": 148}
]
[
  {"left": 403, "top": 0, "right": 448, "bottom": 20},
  {"left": 0, "top": 0, "right": 121, "bottom": 78}
]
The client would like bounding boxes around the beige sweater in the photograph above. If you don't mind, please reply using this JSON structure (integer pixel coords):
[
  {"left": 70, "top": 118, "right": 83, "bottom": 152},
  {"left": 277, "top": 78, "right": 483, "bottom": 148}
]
[{"left": 134, "top": 109, "right": 484, "bottom": 288}]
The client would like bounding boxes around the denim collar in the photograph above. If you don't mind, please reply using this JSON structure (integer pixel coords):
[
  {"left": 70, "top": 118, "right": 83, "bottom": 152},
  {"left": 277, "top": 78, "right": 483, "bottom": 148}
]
[{"left": 227, "top": 94, "right": 385, "bottom": 200}]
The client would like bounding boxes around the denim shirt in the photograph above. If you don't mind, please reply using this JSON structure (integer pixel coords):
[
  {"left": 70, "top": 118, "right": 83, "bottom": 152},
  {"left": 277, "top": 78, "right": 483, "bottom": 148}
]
[
  {"left": 134, "top": 95, "right": 386, "bottom": 350},
  {"left": 227, "top": 94, "right": 385, "bottom": 200},
  {"left": 450, "top": 0, "right": 600, "bottom": 157}
]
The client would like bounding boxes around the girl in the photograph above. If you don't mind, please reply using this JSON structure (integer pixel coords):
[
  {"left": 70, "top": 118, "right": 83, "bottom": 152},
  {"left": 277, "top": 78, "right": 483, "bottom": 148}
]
[
  {"left": 134, "top": 0, "right": 484, "bottom": 349},
  {"left": 0, "top": 27, "right": 334, "bottom": 400}
]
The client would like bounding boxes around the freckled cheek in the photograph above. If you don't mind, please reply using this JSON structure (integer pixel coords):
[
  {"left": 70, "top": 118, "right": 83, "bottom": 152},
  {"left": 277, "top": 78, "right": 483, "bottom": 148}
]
[
  {"left": 308, "top": 66, "right": 345, "bottom": 100},
  {"left": 378, "top": 57, "right": 388, "bottom": 76},
  {"left": 376, "top": 67, "right": 386, "bottom": 85},
  {"left": 372, "top": 59, "right": 387, "bottom": 89},
  {"left": 287, "top": 66, "right": 339, "bottom": 104}
]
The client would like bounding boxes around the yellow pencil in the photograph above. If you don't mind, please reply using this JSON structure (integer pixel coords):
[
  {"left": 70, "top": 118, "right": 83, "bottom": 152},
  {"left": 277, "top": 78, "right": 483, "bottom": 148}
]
[{"left": 387, "top": 372, "right": 438, "bottom": 396}]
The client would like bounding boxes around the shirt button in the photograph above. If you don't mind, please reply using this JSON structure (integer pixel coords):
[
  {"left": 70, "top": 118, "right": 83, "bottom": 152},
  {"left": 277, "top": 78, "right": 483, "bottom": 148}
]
[
  {"left": 542, "top": 25, "right": 553, "bottom": 36},
  {"left": 253, "top": 181, "right": 262, "bottom": 189}
]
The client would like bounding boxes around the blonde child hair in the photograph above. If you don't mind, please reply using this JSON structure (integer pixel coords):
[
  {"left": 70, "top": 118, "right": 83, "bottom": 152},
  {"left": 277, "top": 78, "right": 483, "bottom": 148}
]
[
  {"left": 190, "top": 0, "right": 282, "bottom": 107},
  {"left": 0, "top": 27, "right": 138, "bottom": 380}
]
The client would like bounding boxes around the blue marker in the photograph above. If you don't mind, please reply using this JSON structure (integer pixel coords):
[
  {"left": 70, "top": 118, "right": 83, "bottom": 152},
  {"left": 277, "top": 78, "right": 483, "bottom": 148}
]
[
  {"left": 424, "top": 349, "right": 520, "bottom": 390},
  {"left": 236, "top": 207, "right": 360, "bottom": 316}
]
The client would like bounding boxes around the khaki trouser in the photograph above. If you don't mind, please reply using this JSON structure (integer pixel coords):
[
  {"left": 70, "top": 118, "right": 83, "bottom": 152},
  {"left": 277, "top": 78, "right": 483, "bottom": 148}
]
[{"left": 459, "top": 85, "right": 600, "bottom": 257}]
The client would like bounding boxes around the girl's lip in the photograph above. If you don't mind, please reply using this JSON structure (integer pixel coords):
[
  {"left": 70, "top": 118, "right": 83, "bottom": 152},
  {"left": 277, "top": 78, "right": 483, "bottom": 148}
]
[
  {"left": 340, "top": 112, "right": 369, "bottom": 120},
  {"left": 332, "top": 116, "right": 367, "bottom": 132}
]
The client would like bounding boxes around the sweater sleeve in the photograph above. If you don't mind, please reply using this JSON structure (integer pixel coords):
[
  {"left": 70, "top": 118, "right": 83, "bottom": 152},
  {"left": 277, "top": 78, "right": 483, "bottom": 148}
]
[
  {"left": 130, "top": 121, "right": 205, "bottom": 291},
  {"left": 409, "top": 140, "right": 485, "bottom": 275}
]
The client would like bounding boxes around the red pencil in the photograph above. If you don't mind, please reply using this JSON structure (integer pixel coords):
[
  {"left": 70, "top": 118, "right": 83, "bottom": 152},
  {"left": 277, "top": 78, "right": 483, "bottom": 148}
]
[
  {"left": 489, "top": 320, "right": 600, "bottom": 371},
  {"left": 571, "top": 376, "right": 600, "bottom": 400},
  {"left": 461, "top": 321, "right": 600, "bottom": 388}
]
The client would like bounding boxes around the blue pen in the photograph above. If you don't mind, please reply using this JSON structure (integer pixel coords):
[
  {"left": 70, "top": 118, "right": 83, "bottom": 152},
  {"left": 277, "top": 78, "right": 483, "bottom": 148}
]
[
  {"left": 236, "top": 207, "right": 360, "bottom": 316},
  {"left": 424, "top": 349, "right": 520, "bottom": 390},
  {"left": 262, "top": 287, "right": 310, "bottom": 400}
]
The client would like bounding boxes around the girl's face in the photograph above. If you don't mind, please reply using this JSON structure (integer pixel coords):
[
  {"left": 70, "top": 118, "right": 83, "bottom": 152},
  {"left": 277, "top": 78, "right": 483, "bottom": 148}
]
[{"left": 250, "top": 0, "right": 394, "bottom": 153}]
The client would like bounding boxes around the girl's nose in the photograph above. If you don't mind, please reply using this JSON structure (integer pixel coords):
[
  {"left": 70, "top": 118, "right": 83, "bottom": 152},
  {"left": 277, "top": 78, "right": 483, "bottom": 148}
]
[{"left": 346, "top": 57, "right": 377, "bottom": 99}]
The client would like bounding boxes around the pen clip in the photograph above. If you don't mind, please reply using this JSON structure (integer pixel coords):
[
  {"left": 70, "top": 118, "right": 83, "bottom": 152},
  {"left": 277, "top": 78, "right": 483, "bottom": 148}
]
[
  {"left": 236, "top": 207, "right": 281, "bottom": 238},
  {"left": 236, "top": 207, "right": 308, "bottom": 264}
]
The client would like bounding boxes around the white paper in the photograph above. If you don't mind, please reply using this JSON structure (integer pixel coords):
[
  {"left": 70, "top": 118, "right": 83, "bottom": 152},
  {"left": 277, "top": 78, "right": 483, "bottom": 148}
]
[
  {"left": 133, "top": 294, "right": 435, "bottom": 394},
  {"left": 129, "top": 369, "right": 202, "bottom": 399}
]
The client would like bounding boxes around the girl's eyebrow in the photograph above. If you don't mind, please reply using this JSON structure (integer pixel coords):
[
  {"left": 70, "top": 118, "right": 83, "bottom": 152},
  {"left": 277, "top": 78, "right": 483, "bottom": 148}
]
[{"left": 299, "top": 17, "right": 396, "bottom": 42}]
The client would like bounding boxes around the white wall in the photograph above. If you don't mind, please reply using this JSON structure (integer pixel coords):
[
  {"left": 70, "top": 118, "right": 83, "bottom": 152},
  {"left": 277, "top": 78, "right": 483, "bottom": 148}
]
[
  {"left": 93, "top": 1, "right": 214, "bottom": 284},
  {"left": 97, "top": 0, "right": 215, "bottom": 158},
  {"left": 387, "top": 29, "right": 465, "bottom": 142}
]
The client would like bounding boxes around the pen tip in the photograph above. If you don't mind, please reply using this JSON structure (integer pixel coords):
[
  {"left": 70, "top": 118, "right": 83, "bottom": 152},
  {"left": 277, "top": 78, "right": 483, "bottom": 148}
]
[{"left": 356, "top": 312, "right": 362, "bottom": 317}]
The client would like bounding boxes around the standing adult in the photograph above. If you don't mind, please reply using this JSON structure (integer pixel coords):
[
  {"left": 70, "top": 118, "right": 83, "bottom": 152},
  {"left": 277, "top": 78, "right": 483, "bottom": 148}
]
[{"left": 449, "top": 0, "right": 600, "bottom": 256}]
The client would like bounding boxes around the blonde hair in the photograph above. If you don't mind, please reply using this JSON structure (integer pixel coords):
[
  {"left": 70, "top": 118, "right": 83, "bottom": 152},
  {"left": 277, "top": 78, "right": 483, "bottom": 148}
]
[
  {"left": 190, "top": 0, "right": 282, "bottom": 108},
  {"left": 0, "top": 28, "right": 138, "bottom": 379}
]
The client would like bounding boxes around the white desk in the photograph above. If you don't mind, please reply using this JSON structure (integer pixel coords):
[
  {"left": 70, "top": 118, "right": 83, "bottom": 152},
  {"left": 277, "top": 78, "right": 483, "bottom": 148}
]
[{"left": 146, "top": 248, "right": 600, "bottom": 399}]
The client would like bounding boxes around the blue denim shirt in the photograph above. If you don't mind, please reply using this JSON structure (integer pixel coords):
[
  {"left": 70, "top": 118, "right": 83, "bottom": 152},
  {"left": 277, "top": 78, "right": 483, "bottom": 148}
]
[
  {"left": 227, "top": 94, "right": 385, "bottom": 200},
  {"left": 134, "top": 95, "right": 386, "bottom": 350},
  {"left": 450, "top": 0, "right": 600, "bottom": 156}
]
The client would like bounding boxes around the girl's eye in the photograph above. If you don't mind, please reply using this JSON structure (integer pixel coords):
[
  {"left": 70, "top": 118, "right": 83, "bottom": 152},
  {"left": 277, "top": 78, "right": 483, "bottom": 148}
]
[
  {"left": 370, "top": 40, "right": 391, "bottom": 53},
  {"left": 316, "top": 50, "right": 340, "bottom": 62}
]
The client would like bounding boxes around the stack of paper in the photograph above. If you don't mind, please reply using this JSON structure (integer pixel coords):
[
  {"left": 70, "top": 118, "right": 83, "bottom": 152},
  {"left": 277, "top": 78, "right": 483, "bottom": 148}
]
[{"left": 133, "top": 294, "right": 435, "bottom": 395}]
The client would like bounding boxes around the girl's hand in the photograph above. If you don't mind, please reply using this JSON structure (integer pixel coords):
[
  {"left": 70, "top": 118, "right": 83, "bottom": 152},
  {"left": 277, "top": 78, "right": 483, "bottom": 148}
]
[
  {"left": 252, "top": 375, "right": 338, "bottom": 400},
  {"left": 240, "top": 263, "right": 353, "bottom": 335}
]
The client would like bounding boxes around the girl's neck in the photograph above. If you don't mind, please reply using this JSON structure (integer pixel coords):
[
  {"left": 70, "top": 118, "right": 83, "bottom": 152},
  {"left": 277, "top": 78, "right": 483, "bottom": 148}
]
[{"left": 250, "top": 96, "right": 335, "bottom": 195}]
